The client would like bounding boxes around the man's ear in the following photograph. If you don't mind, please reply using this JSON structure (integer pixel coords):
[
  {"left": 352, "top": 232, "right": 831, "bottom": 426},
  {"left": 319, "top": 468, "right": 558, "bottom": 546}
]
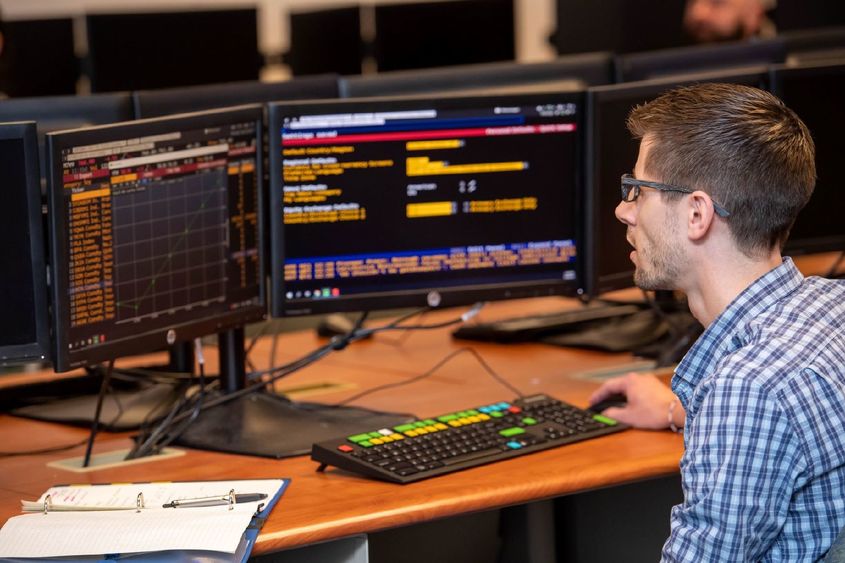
[{"left": 687, "top": 191, "right": 717, "bottom": 241}]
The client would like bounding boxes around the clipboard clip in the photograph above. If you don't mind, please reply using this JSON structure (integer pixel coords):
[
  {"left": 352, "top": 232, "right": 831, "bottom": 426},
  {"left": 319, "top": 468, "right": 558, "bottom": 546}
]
[
  {"left": 136, "top": 492, "right": 145, "bottom": 513},
  {"left": 43, "top": 494, "right": 52, "bottom": 515}
]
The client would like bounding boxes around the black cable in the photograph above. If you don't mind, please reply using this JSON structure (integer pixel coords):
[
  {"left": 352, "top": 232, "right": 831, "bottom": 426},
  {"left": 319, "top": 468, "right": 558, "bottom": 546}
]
[
  {"left": 336, "top": 346, "right": 523, "bottom": 407},
  {"left": 82, "top": 359, "right": 115, "bottom": 468},
  {"left": 0, "top": 438, "right": 90, "bottom": 458}
]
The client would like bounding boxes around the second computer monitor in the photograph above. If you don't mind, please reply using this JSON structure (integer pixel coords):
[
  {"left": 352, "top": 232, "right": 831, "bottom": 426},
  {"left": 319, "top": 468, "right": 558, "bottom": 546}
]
[
  {"left": 268, "top": 92, "right": 585, "bottom": 316},
  {"left": 585, "top": 69, "right": 769, "bottom": 297},
  {"left": 46, "top": 106, "right": 265, "bottom": 371},
  {"left": 771, "top": 61, "right": 845, "bottom": 255}
]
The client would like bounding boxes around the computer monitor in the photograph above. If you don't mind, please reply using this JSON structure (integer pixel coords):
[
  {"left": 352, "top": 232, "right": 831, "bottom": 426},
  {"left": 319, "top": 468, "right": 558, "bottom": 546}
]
[
  {"left": 45, "top": 105, "right": 265, "bottom": 372},
  {"left": 132, "top": 76, "right": 342, "bottom": 119},
  {"left": 340, "top": 52, "right": 615, "bottom": 98},
  {"left": 85, "top": 9, "right": 262, "bottom": 92},
  {"left": 0, "top": 93, "right": 135, "bottom": 186},
  {"left": 552, "top": 0, "right": 692, "bottom": 56},
  {"left": 373, "top": 0, "right": 515, "bottom": 72},
  {"left": 286, "top": 6, "right": 363, "bottom": 76},
  {"left": 585, "top": 68, "right": 770, "bottom": 297},
  {"left": 770, "top": 62, "right": 845, "bottom": 256},
  {"left": 267, "top": 91, "right": 585, "bottom": 318},
  {"left": 615, "top": 38, "right": 787, "bottom": 83},
  {"left": 0, "top": 18, "right": 78, "bottom": 97},
  {"left": 772, "top": 0, "right": 845, "bottom": 32},
  {"left": 0, "top": 122, "right": 50, "bottom": 365}
]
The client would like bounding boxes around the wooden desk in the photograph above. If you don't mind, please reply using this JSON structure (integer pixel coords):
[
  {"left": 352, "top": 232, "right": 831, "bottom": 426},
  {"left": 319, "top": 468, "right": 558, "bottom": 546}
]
[{"left": 0, "top": 298, "right": 684, "bottom": 557}]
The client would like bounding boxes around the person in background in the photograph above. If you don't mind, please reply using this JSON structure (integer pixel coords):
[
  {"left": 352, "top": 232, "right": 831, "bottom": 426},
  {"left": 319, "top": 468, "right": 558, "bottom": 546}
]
[
  {"left": 590, "top": 82, "right": 845, "bottom": 560},
  {"left": 684, "top": 0, "right": 776, "bottom": 42}
]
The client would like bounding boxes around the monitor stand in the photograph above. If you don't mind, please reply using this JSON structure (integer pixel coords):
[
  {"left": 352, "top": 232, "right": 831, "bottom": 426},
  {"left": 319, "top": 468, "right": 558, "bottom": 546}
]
[
  {"left": 6, "top": 343, "right": 196, "bottom": 431},
  {"left": 173, "top": 327, "right": 413, "bottom": 459}
]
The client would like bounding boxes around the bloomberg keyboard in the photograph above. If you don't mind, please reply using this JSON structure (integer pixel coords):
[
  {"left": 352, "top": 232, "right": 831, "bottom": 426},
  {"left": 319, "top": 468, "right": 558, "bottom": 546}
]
[{"left": 312, "top": 394, "right": 627, "bottom": 483}]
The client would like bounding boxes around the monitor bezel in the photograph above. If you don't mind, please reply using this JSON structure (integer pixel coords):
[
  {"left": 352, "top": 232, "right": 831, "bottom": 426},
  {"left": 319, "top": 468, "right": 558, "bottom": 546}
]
[
  {"left": 769, "top": 61, "right": 845, "bottom": 256},
  {"left": 584, "top": 68, "right": 770, "bottom": 298},
  {"left": 267, "top": 90, "right": 586, "bottom": 317},
  {"left": 0, "top": 121, "right": 51, "bottom": 365},
  {"left": 46, "top": 105, "right": 267, "bottom": 372}
]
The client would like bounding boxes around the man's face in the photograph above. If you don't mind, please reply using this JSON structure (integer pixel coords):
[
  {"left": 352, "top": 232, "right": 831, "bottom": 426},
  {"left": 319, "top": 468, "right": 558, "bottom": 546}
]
[
  {"left": 684, "top": 0, "right": 760, "bottom": 43},
  {"left": 615, "top": 137, "right": 687, "bottom": 291}
]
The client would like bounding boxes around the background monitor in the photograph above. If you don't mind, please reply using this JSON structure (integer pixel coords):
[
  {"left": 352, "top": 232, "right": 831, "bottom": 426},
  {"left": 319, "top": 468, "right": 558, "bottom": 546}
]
[
  {"left": 340, "top": 52, "right": 615, "bottom": 98},
  {"left": 0, "top": 18, "right": 78, "bottom": 98},
  {"left": 373, "top": 0, "right": 515, "bottom": 72},
  {"left": 0, "top": 122, "right": 50, "bottom": 365},
  {"left": 133, "top": 76, "right": 342, "bottom": 119},
  {"left": 770, "top": 61, "right": 845, "bottom": 256},
  {"left": 85, "top": 9, "right": 262, "bottom": 92},
  {"left": 0, "top": 93, "right": 135, "bottom": 187},
  {"left": 286, "top": 6, "right": 363, "bottom": 76},
  {"left": 46, "top": 105, "right": 265, "bottom": 371},
  {"left": 553, "top": 0, "right": 691, "bottom": 56},
  {"left": 268, "top": 91, "right": 585, "bottom": 318},
  {"left": 772, "top": 0, "right": 845, "bottom": 32},
  {"left": 615, "top": 38, "right": 787, "bottom": 83},
  {"left": 585, "top": 68, "right": 769, "bottom": 297}
]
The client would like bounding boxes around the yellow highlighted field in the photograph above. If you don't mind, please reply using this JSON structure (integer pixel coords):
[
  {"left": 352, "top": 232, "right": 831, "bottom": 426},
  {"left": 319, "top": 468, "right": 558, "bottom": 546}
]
[
  {"left": 406, "top": 156, "right": 525, "bottom": 177},
  {"left": 406, "top": 139, "right": 463, "bottom": 151},
  {"left": 110, "top": 173, "right": 137, "bottom": 185},
  {"left": 406, "top": 201, "right": 456, "bottom": 218},
  {"left": 71, "top": 188, "right": 111, "bottom": 202}
]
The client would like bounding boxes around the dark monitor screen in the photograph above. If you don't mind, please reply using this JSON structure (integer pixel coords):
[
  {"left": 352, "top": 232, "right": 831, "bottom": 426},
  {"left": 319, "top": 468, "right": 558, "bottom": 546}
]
[
  {"left": 86, "top": 9, "right": 262, "bottom": 93},
  {"left": 373, "top": 0, "right": 515, "bottom": 72},
  {"left": 133, "top": 76, "right": 341, "bottom": 119},
  {"left": 771, "top": 62, "right": 845, "bottom": 255},
  {"left": 615, "top": 38, "right": 786, "bottom": 83},
  {"left": 46, "top": 106, "right": 265, "bottom": 371},
  {"left": 554, "top": 0, "right": 691, "bottom": 56},
  {"left": 287, "top": 7, "right": 362, "bottom": 76},
  {"left": 773, "top": 1, "right": 845, "bottom": 32},
  {"left": 0, "top": 18, "right": 78, "bottom": 98},
  {"left": 341, "top": 52, "right": 614, "bottom": 98},
  {"left": 585, "top": 69, "right": 769, "bottom": 297},
  {"left": 268, "top": 92, "right": 585, "bottom": 317},
  {"left": 0, "top": 122, "right": 50, "bottom": 364}
]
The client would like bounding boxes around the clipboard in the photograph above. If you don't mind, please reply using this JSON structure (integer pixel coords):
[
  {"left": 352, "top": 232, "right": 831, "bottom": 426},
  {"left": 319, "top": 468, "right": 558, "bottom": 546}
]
[{"left": 0, "top": 478, "right": 291, "bottom": 561}]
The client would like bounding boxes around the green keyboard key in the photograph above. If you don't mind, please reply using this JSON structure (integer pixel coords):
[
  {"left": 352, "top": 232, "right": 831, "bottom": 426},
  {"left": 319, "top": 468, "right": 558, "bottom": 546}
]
[
  {"left": 348, "top": 433, "right": 371, "bottom": 443},
  {"left": 593, "top": 414, "right": 618, "bottom": 426},
  {"left": 438, "top": 414, "right": 458, "bottom": 422},
  {"left": 393, "top": 424, "right": 417, "bottom": 433},
  {"left": 522, "top": 417, "right": 537, "bottom": 426},
  {"left": 499, "top": 427, "right": 526, "bottom": 438}
]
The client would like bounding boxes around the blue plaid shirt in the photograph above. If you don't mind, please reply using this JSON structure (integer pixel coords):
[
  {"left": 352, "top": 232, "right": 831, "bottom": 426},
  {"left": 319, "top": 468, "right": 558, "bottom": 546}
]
[{"left": 663, "top": 257, "right": 845, "bottom": 562}]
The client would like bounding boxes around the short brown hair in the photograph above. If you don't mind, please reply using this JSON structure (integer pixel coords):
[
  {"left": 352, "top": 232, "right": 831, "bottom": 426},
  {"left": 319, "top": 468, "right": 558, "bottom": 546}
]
[{"left": 627, "top": 82, "right": 816, "bottom": 257}]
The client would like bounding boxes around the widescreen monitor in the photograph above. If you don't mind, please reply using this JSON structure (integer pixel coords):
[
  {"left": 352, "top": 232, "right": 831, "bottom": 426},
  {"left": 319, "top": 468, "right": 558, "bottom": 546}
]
[
  {"left": 585, "top": 68, "right": 769, "bottom": 297},
  {"left": 373, "top": 0, "right": 515, "bottom": 72},
  {"left": 773, "top": 0, "right": 845, "bottom": 32},
  {"left": 770, "top": 62, "right": 845, "bottom": 255},
  {"left": 268, "top": 91, "right": 585, "bottom": 318},
  {"left": 341, "top": 52, "right": 614, "bottom": 98},
  {"left": 553, "top": 0, "right": 691, "bottom": 56},
  {"left": 133, "top": 76, "right": 341, "bottom": 119},
  {"left": 615, "top": 38, "right": 786, "bottom": 83},
  {"left": 0, "top": 18, "right": 78, "bottom": 97},
  {"left": 46, "top": 106, "right": 265, "bottom": 372},
  {"left": 286, "top": 6, "right": 363, "bottom": 76},
  {"left": 86, "top": 9, "right": 262, "bottom": 92},
  {"left": 0, "top": 122, "right": 50, "bottom": 364}
]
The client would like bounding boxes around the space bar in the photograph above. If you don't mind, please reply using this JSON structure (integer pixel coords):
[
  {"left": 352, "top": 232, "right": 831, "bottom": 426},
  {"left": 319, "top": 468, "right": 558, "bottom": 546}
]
[{"left": 443, "top": 447, "right": 505, "bottom": 466}]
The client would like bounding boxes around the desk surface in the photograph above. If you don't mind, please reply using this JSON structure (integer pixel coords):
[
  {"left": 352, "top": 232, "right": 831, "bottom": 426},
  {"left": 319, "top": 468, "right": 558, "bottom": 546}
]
[{"left": 1, "top": 296, "right": 685, "bottom": 555}]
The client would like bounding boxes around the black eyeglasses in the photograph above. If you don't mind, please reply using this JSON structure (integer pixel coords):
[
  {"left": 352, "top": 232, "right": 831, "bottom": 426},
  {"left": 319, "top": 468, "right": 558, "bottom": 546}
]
[{"left": 620, "top": 173, "right": 731, "bottom": 218}]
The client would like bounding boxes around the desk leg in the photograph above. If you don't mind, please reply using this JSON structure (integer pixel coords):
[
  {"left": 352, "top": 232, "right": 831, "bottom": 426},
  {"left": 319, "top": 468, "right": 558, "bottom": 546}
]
[{"left": 499, "top": 500, "right": 557, "bottom": 563}]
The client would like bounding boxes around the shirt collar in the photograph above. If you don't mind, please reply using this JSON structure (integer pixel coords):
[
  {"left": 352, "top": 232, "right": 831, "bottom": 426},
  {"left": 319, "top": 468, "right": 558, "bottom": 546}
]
[{"left": 672, "top": 257, "right": 804, "bottom": 407}]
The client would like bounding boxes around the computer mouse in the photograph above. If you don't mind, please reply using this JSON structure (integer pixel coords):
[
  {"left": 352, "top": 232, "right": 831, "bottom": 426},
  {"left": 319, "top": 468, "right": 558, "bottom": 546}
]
[
  {"left": 316, "top": 314, "right": 371, "bottom": 339},
  {"left": 587, "top": 393, "right": 627, "bottom": 414}
]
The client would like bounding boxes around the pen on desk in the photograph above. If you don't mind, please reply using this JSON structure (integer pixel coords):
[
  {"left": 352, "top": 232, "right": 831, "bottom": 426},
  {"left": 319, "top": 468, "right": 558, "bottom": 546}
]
[{"left": 162, "top": 493, "right": 268, "bottom": 508}]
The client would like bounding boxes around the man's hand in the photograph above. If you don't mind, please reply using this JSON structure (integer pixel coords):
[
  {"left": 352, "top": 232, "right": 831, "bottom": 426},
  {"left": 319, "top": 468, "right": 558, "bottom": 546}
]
[{"left": 588, "top": 372, "right": 684, "bottom": 430}]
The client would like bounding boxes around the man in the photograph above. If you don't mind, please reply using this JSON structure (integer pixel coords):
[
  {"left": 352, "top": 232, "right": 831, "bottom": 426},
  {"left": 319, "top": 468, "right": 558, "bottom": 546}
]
[
  {"left": 590, "top": 83, "right": 845, "bottom": 561},
  {"left": 684, "top": 0, "right": 775, "bottom": 42}
]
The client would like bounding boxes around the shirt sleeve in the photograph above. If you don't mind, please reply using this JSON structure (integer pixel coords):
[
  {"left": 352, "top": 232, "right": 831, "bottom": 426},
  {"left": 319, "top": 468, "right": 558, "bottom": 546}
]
[{"left": 661, "top": 376, "right": 806, "bottom": 562}]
